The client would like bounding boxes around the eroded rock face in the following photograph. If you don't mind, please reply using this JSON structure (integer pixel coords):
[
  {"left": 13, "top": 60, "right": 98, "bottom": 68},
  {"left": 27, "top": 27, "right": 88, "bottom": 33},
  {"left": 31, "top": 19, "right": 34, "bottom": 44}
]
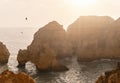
[
  {"left": 67, "top": 16, "right": 114, "bottom": 46},
  {"left": 35, "top": 45, "right": 69, "bottom": 72},
  {"left": 104, "top": 18, "right": 120, "bottom": 58},
  {"left": 28, "top": 21, "right": 72, "bottom": 59},
  {"left": 67, "top": 16, "right": 120, "bottom": 61},
  {"left": 17, "top": 21, "right": 69, "bottom": 72},
  {"left": 96, "top": 62, "right": 120, "bottom": 83},
  {"left": 0, "top": 42, "right": 10, "bottom": 64},
  {"left": 0, "top": 70, "right": 35, "bottom": 83}
]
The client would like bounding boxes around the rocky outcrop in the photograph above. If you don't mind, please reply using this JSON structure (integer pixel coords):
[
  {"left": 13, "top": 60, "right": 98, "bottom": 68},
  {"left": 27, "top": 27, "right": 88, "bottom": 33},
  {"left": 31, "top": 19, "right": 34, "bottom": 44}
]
[
  {"left": 28, "top": 21, "right": 72, "bottom": 58},
  {"left": 17, "top": 49, "right": 29, "bottom": 67},
  {"left": 17, "top": 21, "right": 69, "bottom": 72},
  {"left": 0, "top": 42, "right": 10, "bottom": 64},
  {"left": 96, "top": 62, "right": 120, "bottom": 83},
  {"left": 0, "top": 70, "right": 35, "bottom": 83},
  {"left": 67, "top": 16, "right": 120, "bottom": 61}
]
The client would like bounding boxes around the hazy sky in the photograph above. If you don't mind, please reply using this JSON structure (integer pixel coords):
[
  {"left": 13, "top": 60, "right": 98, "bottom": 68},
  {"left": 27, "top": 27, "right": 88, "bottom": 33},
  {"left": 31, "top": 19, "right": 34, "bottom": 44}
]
[{"left": 0, "top": 0, "right": 120, "bottom": 28}]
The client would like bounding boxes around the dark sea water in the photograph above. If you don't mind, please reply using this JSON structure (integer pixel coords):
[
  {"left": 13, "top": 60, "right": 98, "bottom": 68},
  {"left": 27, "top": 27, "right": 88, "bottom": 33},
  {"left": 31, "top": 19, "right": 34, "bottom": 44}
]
[{"left": 0, "top": 28, "right": 119, "bottom": 83}]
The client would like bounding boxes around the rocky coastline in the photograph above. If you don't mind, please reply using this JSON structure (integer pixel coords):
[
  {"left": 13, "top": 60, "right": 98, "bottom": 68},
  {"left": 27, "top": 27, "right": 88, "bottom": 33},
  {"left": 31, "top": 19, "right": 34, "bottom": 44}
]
[{"left": 0, "top": 16, "right": 120, "bottom": 83}]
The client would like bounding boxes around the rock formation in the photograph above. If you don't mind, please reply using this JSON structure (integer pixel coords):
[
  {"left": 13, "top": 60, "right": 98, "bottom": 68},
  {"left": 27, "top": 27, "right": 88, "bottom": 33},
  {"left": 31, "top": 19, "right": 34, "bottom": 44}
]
[
  {"left": 0, "top": 42, "right": 10, "bottom": 64},
  {"left": 17, "top": 21, "right": 69, "bottom": 71},
  {"left": 28, "top": 21, "right": 72, "bottom": 58},
  {"left": 17, "top": 49, "right": 29, "bottom": 67},
  {"left": 17, "top": 16, "right": 120, "bottom": 65},
  {"left": 96, "top": 62, "right": 120, "bottom": 83},
  {"left": 67, "top": 16, "right": 120, "bottom": 61},
  {"left": 0, "top": 70, "right": 35, "bottom": 83}
]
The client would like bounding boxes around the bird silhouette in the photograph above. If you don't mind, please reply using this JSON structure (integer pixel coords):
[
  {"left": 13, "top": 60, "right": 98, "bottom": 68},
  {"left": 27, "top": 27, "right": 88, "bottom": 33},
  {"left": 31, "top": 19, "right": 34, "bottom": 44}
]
[{"left": 25, "top": 17, "right": 28, "bottom": 20}]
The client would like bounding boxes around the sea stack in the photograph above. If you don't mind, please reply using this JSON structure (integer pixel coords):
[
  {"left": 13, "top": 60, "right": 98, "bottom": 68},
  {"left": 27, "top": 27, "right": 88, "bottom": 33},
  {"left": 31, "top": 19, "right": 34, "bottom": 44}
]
[
  {"left": 0, "top": 42, "right": 10, "bottom": 64},
  {"left": 17, "top": 49, "right": 29, "bottom": 67},
  {"left": 17, "top": 21, "right": 69, "bottom": 72}
]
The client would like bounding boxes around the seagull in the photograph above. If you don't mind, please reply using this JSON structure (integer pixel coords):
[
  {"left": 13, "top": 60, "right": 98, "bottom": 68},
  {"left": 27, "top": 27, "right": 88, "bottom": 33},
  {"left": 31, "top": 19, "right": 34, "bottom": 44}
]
[
  {"left": 25, "top": 17, "right": 28, "bottom": 20},
  {"left": 21, "top": 32, "right": 23, "bottom": 34}
]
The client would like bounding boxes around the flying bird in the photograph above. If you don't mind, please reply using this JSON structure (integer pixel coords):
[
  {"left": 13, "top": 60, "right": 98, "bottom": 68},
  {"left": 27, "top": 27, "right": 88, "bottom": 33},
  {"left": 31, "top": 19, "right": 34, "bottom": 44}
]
[
  {"left": 25, "top": 17, "right": 28, "bottom": 20},
  {"left": 20, "top": 32, "right": 23, "bottom": 34}
]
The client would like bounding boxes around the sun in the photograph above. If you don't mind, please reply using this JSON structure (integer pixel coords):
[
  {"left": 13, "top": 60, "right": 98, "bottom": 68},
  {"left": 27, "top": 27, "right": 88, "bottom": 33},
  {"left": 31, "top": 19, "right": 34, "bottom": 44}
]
[{"left": 65, "top": 0, "right": 96, "bottom": 7}]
